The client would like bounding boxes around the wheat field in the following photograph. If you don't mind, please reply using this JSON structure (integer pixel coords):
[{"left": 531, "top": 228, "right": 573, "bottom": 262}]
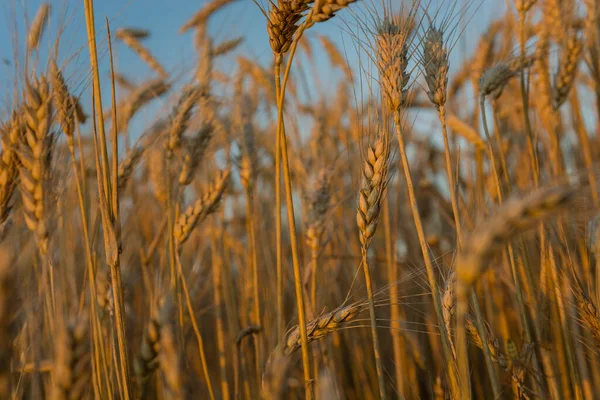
[{"left": 1, "top": 0, "right": 600, "bottom": 398}]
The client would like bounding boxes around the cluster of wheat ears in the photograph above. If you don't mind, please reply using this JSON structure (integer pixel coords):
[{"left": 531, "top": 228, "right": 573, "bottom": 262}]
[{"left": 3, "top": 0, "right": 600, "bottom": 398}]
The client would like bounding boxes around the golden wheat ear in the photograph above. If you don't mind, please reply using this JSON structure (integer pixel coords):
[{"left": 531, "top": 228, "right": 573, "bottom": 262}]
[
  {"left": 283, "top": 302, "right": 364, "bottom": 355},
  {"left": 456, "top": 182, "right": 579, "bottom": 296},
  {"left": 175, "top": 168, "right": 230, "bottom": 245},
  {"left": 27, "top": 3, "right": 51, "bottom": 53}
]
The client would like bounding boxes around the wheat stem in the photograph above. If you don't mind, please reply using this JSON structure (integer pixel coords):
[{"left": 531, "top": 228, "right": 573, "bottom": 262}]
[
  {"left": 211, "top": 229, "right": 231, "bottom": 399},
  {"left": 362, "top": 249, "right": 387, "bottom": 400},
  {"left": 174, "top": 250, "right": 216, "bottom": 400},
  {"left": 274, "top": 57, "right": 285, "bottom": 345},
  {"left": 393, "top": 111, "right": 459, "bottom": 398},
  {"left": 273, "top": 20, "right": 313, "bottom": 399},
  {"left": 83, "top": 2, "right": 130, "bottom": 396}
]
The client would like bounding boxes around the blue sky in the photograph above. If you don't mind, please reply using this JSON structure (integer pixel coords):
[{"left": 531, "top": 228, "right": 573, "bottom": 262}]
[{"left": 0, "top": 0, "right": 508, "bottom": 126}]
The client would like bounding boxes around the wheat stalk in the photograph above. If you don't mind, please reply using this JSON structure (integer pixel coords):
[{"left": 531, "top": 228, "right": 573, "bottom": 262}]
[
  {"left": 356, "top": 131, "right": 390, "bottom": 399},
  {"left": 0, "top": 246, "right": 15, "bottom": 398}
]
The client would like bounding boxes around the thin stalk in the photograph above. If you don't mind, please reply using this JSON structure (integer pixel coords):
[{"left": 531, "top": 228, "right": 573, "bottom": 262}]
[
  {"left": 83, "top": 2, "right": 131, "bottom": 395},
  {"left": 273, "top": 20, "right": 313, "bottom": 398},
  {"left": 392, "top": 111, "right": 459, "bottom": 399},
  {"left": 571, "top": 89, "right": 599, "bottom": 206},
  {"left": 518, "top": 10, "right": 538, "bottom": 176},
  {"left": 475, "top": 97, "right": 519, "bottom": 398},
  {"left": 244, "top": 188, "right": 262, "bottom": 389},
  {"left": 175, "top": 249, "right": 216, "bottom": 400},
  {"left": 361, "top": 248, "right": 387, "bottom": 400},
  {"left": 549, "top": 247, "right": 583, "bottom": 400},
  {"left": 69, "top": 149, "right": 111, "bottom": 399},
  {"left": 310, "top": 247, "right": 318, "bottom": 318},
  {"left": 211, "top": 229, "right": 230, "bottom": 400},
  {"left": 383, "top": 202, "right": 405, "bottom": 398},
  {"left": 83, "top": 0, "right": 112, "bottom": 202},
  {"left": 470, "top": 291, "right": 501, "bottom": 398},
  {"left": 106, "top": 20, "right": 119, "bottom": 236},
  {"left": 438, "top": 105, "right": 462, "bottom": 246},
  {"left": 274, "top": 56, "right": 284, "bottom": 343}
]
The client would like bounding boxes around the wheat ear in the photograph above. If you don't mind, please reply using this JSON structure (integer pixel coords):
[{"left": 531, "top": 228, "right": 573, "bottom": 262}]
[
  {"left": 0, "top": 115, "right": 22, "bottom": 224},
  {"left": 552, "top": 35, "right": 582, "bottom": 109},
  {"left": 116, "top": 28, "right": 168, "bottom": 78},
  {"left": 27, "top": 3, "right": 50, "bottom": 52},
  {"left": 134, "top": 317, "right": 160, "bottom": 397},
  {"left": 267, "top": 0, "right": 309, "bottom": 55},
  {"left": 175, "top": 169, "right": 230, "bottom": 245},
  {"left": 465, "top": 314, "right": 508, "bottom": 370},
  {"left": 456, "top": 183, "right": 577, "bottom": 295},
  {"left": 356, "top": 131, "right": 390, "bottom": 399},
  {"left": 167, "top": 85, "right": 203, "bottom": 152},
  {"left": 19, "top": 77, "right": 54, "bottom": 255},
  {"left": 51, "top": 317, "right": 90, "bottom": 400},
  {"left": 179, "top": 126, "right": 213, "bottom": 186},
  {"left": 284, "top": 302, "right": 365, "bottom": 354}
]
